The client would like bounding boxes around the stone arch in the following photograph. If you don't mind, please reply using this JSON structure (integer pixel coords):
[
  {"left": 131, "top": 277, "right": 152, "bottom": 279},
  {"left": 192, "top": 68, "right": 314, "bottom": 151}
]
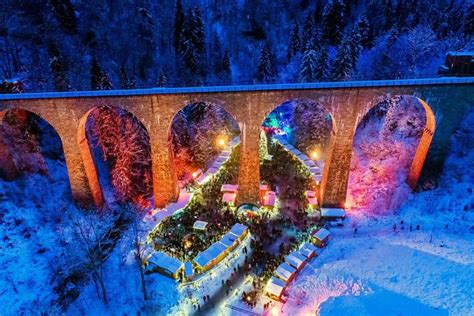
[
  {"left": 168, "top": 100, "right": 242, "bottom": 187},
  {"left": 347, "top": 94, "right": 435, "bottom": 211},
  {"left": 0, "top": 108, "right": 67, "bottom": 181},
  {"left": 261, "top": 98, "right": 337, "bottom": 203},
  {"left": 77, "top": 104, "right": 153, "bottom": 208}
]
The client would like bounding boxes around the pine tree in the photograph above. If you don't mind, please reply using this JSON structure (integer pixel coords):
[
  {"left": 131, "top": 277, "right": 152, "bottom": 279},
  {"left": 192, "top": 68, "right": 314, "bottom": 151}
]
[
  {"left": 119, "top": 66, "right": 136, "bottom": 89},
  {"left": 287, "top": 23, "right": 301, "bottom": 61},
  {"left": 219, "top": 50, "right": 232, "bottom": 84},
  {"left": 190, "top": 6, "right": 205, "bottom": 55},
  {"left": 299, "top": 49, "right": 318, "bottom": 82},
  {"left": 466, "top": 4, "right": 474, "bottom": 37},
  {"left": 322, "top": 0, "right": 347, "bottom": 45},
  {"left": 302, "top": 14, "right": 315, "bottom": 50},
  {"left": 49, "top": 0, "right": 77, "bottom": 35},
  {"left": 90, "top": 56, "right": 113, "bottom": 90},
  {"left": 331, "top": 35, "right": 354, "bottom": 81},
  {"left": 173, "top": 0, "right": 185, "bottom": 52},
  {"left": 315, "top": 46, "right": 329, "bottom": 81},
  {"left": 255, "top": 44, "right": 277, "bottom": 83},
  {"left": 49, "top": 44, "right": 70, "bottom": 91},
  {"left": 384, "top": 0, "right": 395, "bottom": 31},
  {"left": 157, "top": 71, "right": 167, "bottom": 87},
  {"left": 353, "top": 15, "right": 371, "bottom": 48}
]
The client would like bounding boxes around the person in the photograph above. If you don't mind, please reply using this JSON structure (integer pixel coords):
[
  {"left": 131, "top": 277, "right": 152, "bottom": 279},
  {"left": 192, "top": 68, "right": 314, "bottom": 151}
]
[{"left": 393, "top": 223, "right": 397, "bottom": 231}]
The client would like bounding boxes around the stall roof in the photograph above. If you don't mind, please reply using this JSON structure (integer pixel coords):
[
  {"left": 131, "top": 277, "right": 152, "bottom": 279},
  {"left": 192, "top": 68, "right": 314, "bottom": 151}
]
[
  {"left": 149, "top": 252, "right": 183, "bottom": 275},
  {"left": 304, "top": 159, "right": 316, "bottom": 167},
  {"left": 307, "top": 197, "right": 318, "bottom": 206},
  {"left": 229, "top": 223, "right": 248, "bottom": 238},
  {"left": 193, "top": 220, "right": 208, "bottom": 230},
  {"left": 220, "top": 232, "right": 239, "bottom": 248},
  {"left": 299, "top": 242, "right": 317, "bottom": 259},
  {"left": 193, "top": 242, "right": 228, "bottom": 268},
  {"left": 312, "top": 228, "right": 330, "bottom": 241},
  {"left": 221, "top": 184, "right": 239, "bottom": 192},
  {"left": 222, "top": 192, "right": 237, "bottom": 204},
  {"left": 275, "top": 262, "right": 296, "bottom": 282},
  {"left": 321, "top": 208, "right": 346, "bottom": 218},
  {"left": 184, "top": 261, "right": 194, "bottom": 279},
  {"left": 305, "top": 190, "right": 316, "bottom": 198},
  {"left": 262, "top": 191, "right": 276, "bottom": 206},
  {"left": 286, "top": 251, "right": 307, "bottom": 270},
  {"left": 260, "top": 184, "right": 269, "bottom": 191},
  {"left": 266, "top": 276, "right": 286, "bottom": 298}
]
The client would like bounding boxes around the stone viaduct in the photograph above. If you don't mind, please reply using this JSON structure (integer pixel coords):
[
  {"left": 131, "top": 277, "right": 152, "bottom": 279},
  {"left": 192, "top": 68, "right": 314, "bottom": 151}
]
[{"left": 1, "top": 78, "right": 473, "bottom": 209}]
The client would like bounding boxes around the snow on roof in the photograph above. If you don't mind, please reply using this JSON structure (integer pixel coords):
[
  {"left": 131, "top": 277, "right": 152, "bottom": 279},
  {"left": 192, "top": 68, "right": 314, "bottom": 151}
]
[
  {"left": 275, "top": 262, "right": 297, "bottom": 282},
  {"left": 262, "top": 191, "right": 276, "bottom": 206},
  {"left": 307, "top": 197, "right": 318, "bottom": 206},
  {"left": 208, "top": 166, "right": 219, "bottom": 174},
  {"left": 229, "top": 136, "right": 241, "bottom": 146},
  {"left": 221, "top": 184, "right": 238, "bottom": 192},
  {"left": 321, "top": 208, "right": 346, "bottom": 218},
  {"left": 309, "top": 166, "right": 322, "bottom": 174},
  {"left": 312, "top": 228, "right": 330, "bottom": 241},
  {"left": 193, "top": 220, "right": 208, "bottom": 230},
  {"left": 266, "top": 276, "right": 286, "bottom": 298},
  {"left": 313, "top": 174, "right": 322, "bottom": 182},
  {"left": 285, "top": 251, "right": 307, "bottom": 270},
  {"left": 305, "top": 190, "right": 316, "bottom": 198},
  {"left": 222, "top": 192, "right": 237, "bottom": 204},
  {"left": 299, "top": 242, "right": 317, "bottom": 259},
  {"left": 447, "top": 51, "right": 474, "bottom": 57},
  {"left": 148, "top": 252, "right": 183, "bottom": 275},
  {"left": 220, "top": 232, "right": 239, "bottom": 248},
  {"left": 230, "top": 223, "right": 248, "bottom": 238},
  {"left": 304, "top": 159, "right": 316, "bottom": 167},
  {"left": 184, "top": 261, "right": 194, "bottom": 278},
  {"left": 260, "top": 184, "right": 269, "bottom": 191},
  {"left": 193, "top": 241, "right": 228, "bottom": 268}
]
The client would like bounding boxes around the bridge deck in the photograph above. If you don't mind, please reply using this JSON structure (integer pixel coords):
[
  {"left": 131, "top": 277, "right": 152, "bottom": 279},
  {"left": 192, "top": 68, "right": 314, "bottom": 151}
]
[{"left": 1, "top": 77, "right": 473, "bottom": 100}]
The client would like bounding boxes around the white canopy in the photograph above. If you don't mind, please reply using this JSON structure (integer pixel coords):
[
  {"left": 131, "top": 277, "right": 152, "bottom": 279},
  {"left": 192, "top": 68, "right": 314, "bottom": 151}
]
[
  {"left": 148, "top": 252, "right": 183, "bottom": 276},
  {"left": 193, "top": 241, "right": 227, "bottom": 269},
  {"left": 312, "top": 228, "right": 330, "bottom": 241},
  {"left": 193, "top": 220, "right": 208, "bottom": 231},
  {"left": 299, "top": 242, "right": 317, "bottom": 259},
  {"left": 266, "top": 276, "right": 286, "bottom": 299},
  {"left": 221, "top": 184, "right": 239, "bottom": 192},
  {"left": 275, "top": 262, "right": 296, "bottom": 282},
  {"left": 321, "top": 208, "right": 346, "bottom": 218},
  {"left": 222, "top": 192, "right": 237, "bottom": 204},
  {"left": 262, "top": 191, "right": 276, "bottom": 207},
  {"left": 285, "top": 251, "right": 307, "bottom": 271}
]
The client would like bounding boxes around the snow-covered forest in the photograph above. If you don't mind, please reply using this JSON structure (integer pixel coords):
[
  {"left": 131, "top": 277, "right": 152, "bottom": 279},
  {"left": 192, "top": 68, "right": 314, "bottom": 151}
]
[{"left": 1, "top": 0, "right": 473, "bottom": 92}]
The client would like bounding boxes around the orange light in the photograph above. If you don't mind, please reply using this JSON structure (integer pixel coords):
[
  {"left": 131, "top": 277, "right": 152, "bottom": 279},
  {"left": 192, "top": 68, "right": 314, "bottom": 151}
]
[
  {"left": 192, "top": 171, "right": 198, "bottom": 178},
  {"left": 310, "top": 150, "right": 318, "bottom": 160},
  {"left": 217, "top": 135, "right": 227, "bottom": 148}
]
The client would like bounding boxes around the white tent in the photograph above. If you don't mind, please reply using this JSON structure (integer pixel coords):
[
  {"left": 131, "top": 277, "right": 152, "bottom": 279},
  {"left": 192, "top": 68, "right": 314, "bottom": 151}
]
[
  {"left": 193, "top": 241, "right": 228, "bottom": 271},
  {"left": 321, "top": 208, "right": 346, "bottom": 219},
  {"left": 299, "top": 242, "right": 317, "bottom": 259},
  {"left": 274, "top": 262, "right": 297, "bottom": 283},
  {"left": 221, "top": 184, "right": 239, "bottom": 192},
  {"left": 193, "top": 220, "right": 208, "bottom": 231},
  {"left": 265, "top": 276, "right": 287, "bottom": 301},
  {"left": 147, "top": 252, "right": 183, "bottom": 278},
  {"left": 285, "top": 251, "right": 307, "bottom": 271}
]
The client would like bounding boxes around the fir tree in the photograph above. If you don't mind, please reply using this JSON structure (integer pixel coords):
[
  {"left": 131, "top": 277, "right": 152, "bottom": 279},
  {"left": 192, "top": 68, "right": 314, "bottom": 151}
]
[
  {"left": 190, "top": 6, "right": 205, "bottom": 55},
  {"left": 287, "top": 23, "right": 301, "bottom": 61},
  {"left": 384, "top": 0, "right": 395, "bottom": 31},
  {"left": 49, "top": 0, "right": 77, "bottom": 35},
  {"left": 315, "top": 46, "right": 329, "bottom": 81},
  {"left": 466, "top": 4, "right": 474, "bottom": 37},
  {"left": 220, "top": 50, "right": 232, "bottom": 84},
  {"left": 157, "top": 71, "right": 167, "bottom": 87},
  {"left": 48, "top": 44, "right": 70, "bottom": 91},
  {"left": 302, "top": 14, "right": 315, "bottom": 50},
  {"left": 331, "top": 35, "right": 354, "bottom": 81},
  {"left": 90, "top": 56, "right": 113, "bottom": 90},
  {"left": 119, "top": 66, "right": 136, "bottom": 89},
  {"left": 322, "top": 0, "right": 347, "bottom": 45},
  {"left": 255, "top": 44, "right": 277, "bottom": 83},
  {"left": 173, "top": 0, "right": 185, "bottom": 52},
  {"left": 299, "top": 49, "right": 318, "bottom": 82}
]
